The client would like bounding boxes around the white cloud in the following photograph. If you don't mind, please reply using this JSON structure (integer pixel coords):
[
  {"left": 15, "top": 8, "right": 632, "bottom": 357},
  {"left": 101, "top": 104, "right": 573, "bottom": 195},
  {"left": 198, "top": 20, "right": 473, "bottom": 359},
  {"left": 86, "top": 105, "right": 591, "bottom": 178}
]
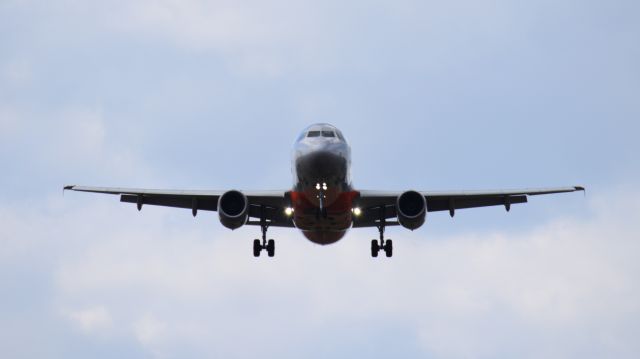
[
  {"left": 1, "top": 0, "right": 638, "bottom": 356},
  {"left": 66, "top": 306, "right": 113, "bottom": 333},
  {"left": 31, "top": 0, "right": 521, "bottom": 77},
  {"left": 57, "top": 107, "right": 107, "bottom": 158},
  {"left": 0, "top": 104, "right": 157, "bottom": 186},
  {"left": 27, "top": 0, "right": 337, "bottom": 76},
  {"left": 133, "top": 314, "right": 167, "bottom": 346},
  {"left": 1, "top": 187, "right": 635, "bottom": 357},
  {"left": 112, "top": 0, "right": 339, "bottom": 76}
]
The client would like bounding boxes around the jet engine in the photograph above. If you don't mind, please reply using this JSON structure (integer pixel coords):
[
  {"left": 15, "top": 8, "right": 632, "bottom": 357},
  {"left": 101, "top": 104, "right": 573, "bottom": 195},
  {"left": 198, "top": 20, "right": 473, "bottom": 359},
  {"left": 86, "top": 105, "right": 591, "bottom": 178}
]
[
  {"left": 396, "top": 190, "right": 427, "bottom": 230},
  {"left": 218, "top": 190, "right": 249, "bottom": 229}
]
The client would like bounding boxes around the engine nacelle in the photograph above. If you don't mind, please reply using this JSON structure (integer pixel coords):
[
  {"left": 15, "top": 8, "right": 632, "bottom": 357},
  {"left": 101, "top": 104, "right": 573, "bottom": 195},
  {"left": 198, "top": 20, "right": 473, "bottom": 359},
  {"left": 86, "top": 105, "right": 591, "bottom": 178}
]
[
  {"left": 396, "top": 190, "right": 427, "bottom": 230},
  {"left": 218, "top": 190, "right": 249, "bottom": 230}
]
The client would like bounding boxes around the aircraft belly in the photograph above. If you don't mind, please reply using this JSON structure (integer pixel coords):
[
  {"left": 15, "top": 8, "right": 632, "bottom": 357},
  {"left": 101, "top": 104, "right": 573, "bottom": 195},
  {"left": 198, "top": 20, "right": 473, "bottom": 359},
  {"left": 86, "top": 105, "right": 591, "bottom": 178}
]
[
  {"left": 293, "top": 210, "right": 352, "bottom": 231},
  {"left": 301, "top": 229, "right": 347, "bottom": 245},
  {"left": 291, "top": 190, "right": 357, "bottom": 245}
]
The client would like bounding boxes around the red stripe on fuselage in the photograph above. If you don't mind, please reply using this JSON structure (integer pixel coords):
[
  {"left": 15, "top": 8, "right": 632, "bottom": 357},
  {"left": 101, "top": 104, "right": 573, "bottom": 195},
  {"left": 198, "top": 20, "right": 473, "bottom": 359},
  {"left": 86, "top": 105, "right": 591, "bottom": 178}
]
[{"left": 291, "top": 189, "right": 358, "bottom": 244}]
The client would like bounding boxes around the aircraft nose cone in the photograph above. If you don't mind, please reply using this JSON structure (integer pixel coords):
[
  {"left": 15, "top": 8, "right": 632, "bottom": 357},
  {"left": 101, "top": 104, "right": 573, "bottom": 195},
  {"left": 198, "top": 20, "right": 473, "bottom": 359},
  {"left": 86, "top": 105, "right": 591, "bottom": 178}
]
[{"left": 295, "top": 149, "right": 347, "bottom": 183}]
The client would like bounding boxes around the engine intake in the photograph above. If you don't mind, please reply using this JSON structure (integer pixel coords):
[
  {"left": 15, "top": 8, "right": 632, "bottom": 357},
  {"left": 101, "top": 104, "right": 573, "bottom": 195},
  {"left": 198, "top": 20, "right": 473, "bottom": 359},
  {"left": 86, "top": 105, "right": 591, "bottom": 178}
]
[
  {"left": 218, "top": 190, "right": 249, "bottom": 229},
  {"left": 396, "top": 190, "right": 427, "bottom": 230}
]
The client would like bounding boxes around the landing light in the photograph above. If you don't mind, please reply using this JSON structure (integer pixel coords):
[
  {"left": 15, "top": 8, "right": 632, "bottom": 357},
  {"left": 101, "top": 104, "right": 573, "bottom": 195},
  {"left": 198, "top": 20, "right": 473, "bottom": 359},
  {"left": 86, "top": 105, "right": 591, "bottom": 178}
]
[
  {"left": 352, "top": 207, "right": 362, "bottom": 216},
  {"left": 322, "top": 183, "right": 327, "bottom": 190},
  {"left": 285, "top": 207, "right": 294, "bottom": 216}
]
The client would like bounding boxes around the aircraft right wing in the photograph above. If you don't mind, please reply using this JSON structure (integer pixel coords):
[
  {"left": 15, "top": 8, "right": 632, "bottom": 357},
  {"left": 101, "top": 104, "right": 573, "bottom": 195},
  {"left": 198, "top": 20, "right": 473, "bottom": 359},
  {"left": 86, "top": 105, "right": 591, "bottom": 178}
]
[{"left": 63, "top": 185, "right": 295, "bottom": 227}]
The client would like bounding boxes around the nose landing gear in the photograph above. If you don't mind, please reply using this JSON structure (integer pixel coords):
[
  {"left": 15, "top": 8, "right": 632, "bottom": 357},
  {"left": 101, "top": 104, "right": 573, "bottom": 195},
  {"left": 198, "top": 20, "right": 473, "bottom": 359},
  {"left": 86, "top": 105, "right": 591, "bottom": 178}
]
[{"left": 315, "top": 182, "right": 328, "bottom": 219}]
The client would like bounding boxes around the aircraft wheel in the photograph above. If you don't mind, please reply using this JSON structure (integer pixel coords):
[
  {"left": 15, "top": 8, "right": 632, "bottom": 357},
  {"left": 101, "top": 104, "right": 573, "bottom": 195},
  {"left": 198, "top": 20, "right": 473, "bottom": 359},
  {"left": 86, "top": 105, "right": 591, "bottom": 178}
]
[
  {"left": 253, "top": 239, "right": 261, "bottom": 257},
  {"left": 371, "top": 240, "right": 380, "bottom": 257},
  {"left": 267, "top": 239, "right": 275, "bottom": 257},
  {"left": 384, "top": 239, "right": 393, "bottom": 258}
]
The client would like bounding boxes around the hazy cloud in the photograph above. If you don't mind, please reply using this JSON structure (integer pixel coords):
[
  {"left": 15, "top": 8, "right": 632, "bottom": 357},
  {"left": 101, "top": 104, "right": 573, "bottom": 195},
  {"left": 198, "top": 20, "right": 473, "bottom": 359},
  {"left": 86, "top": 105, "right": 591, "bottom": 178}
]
[
  {"left": 1, "top": 187, "right": 637, "bottom": 357},
  {"left": 1, "top": 0, "right": 639, "bottom": 357},
  {"left": 66, "top": 306, "right": 113, "bottom": 333}
]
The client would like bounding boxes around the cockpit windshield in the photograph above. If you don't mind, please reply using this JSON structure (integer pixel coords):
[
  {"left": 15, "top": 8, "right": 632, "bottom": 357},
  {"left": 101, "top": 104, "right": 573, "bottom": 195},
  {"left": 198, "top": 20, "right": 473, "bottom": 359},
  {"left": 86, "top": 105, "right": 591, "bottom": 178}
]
[{"left": 297, "top": 124, "right": 346, "bottom": 142}]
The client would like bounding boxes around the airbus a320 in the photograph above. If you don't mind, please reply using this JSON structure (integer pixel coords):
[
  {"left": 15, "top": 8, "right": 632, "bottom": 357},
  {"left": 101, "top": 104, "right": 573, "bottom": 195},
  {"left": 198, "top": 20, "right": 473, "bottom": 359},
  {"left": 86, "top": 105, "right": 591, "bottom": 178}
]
[{"left": 65, "top": 123, "right": 584, "bottom": 258}]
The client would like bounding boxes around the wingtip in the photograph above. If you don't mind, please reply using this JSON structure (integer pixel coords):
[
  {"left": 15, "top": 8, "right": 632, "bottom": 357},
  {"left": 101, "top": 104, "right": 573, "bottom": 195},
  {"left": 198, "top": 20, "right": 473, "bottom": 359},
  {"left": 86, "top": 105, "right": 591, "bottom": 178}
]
[
  {"left": 63, "top": 185, "right": 75, "bottom": 191},
  {"left": 574, "top": 186, "right": 585, "bottom": 191}
]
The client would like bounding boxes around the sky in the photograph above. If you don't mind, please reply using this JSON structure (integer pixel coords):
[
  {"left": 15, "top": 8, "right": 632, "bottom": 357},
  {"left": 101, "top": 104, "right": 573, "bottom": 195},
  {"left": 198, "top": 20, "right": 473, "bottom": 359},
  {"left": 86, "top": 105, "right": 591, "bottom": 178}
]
[{"left": 1, "top": 0, "right": 639, "bottom": 357}]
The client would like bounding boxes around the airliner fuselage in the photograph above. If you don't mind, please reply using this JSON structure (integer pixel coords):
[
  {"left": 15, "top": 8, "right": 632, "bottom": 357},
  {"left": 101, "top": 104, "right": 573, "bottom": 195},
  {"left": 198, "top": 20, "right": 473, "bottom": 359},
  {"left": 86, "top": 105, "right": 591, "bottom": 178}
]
[{"left": 291, "top": 124, "right": 355, "bottom": 244}]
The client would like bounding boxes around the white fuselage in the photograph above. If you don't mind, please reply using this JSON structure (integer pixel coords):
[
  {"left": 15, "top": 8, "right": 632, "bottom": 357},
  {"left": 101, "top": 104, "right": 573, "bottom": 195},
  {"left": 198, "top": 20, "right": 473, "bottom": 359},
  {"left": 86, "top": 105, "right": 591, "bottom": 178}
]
[{"left": 290, "top": 124, "right": 355, "bottom": 244}]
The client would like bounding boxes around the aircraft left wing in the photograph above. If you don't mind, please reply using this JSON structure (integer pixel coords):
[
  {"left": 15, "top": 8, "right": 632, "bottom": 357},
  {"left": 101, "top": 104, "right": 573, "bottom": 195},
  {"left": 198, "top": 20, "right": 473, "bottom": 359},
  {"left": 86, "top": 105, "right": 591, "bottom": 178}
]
[
  {"left": 63, "top": 185, "right": 294, "bottom": 227},
  {"left": 353, "top": 186, "right": 585, "bottom": 227}
]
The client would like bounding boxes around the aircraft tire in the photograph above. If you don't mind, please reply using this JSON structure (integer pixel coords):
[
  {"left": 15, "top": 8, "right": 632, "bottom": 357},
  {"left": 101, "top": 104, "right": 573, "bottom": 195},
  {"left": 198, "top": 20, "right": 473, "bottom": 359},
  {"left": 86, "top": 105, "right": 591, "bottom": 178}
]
[
  {"left": 371, "top": 240, "right": 379, "bottom": 257},
  {"left": 253, "top": 239, "right": 261, "bottom": 257},
  {"left": 267, "top": 239, "right": 275, "bottom": 257},
  {"left": 384, "top": 239, "right": 393, "bottom": 258}
]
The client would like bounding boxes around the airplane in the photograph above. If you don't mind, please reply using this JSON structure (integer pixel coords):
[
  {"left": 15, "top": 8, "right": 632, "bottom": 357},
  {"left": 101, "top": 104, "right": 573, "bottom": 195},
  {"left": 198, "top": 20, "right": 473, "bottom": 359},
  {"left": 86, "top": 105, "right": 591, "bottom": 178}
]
[{"left": 64, "top": 123, "right": 584, "bottom": 258}]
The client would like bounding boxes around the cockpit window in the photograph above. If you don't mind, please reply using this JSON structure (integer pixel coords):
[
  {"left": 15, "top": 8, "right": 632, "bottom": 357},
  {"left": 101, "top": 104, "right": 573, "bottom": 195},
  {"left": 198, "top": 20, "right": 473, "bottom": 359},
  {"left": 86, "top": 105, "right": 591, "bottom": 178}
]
[
  {"left": 321, "top": 131, "right": 335, "bottom": 137},
  {"left": 307, "top": 131, "right": 321, "bottom": 137}
]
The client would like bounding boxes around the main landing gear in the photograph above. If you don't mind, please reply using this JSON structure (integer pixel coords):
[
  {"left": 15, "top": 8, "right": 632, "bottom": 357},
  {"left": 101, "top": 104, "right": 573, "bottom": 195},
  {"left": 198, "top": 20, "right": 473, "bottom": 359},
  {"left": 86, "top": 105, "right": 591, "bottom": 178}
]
[
  {"left": 253, "top": 220, "right": 275, "bottom": 257},
  {"left": 371, "top": 224, "right": 393, "bottom": 258}
]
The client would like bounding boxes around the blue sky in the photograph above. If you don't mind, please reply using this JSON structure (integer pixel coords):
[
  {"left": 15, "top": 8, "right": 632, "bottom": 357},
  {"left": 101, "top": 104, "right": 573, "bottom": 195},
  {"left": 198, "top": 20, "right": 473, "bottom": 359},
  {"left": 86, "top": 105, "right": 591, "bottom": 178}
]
[{"left": 1, "top": 0, "right": 639, "bottom": 357}]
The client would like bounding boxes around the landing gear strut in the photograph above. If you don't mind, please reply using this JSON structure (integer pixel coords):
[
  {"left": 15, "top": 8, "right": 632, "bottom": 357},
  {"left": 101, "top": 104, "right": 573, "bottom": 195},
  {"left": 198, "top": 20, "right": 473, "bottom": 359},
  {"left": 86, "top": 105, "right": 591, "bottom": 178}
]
[
  {"left": 316, "top": 182, "right": 328, "bottom": 219},
  {"left": 253, "top": 211, "right": 275, "bottom": 257},
  {"left": 371, "top": 208, "right": 392, "bottom": 258}
]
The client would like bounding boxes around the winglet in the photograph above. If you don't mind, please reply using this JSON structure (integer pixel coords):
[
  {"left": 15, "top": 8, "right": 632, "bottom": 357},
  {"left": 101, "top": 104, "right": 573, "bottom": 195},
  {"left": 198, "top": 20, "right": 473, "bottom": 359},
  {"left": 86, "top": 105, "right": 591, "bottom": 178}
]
[
  {"left": 63, "top": 185, "right": 75, "bottom": 197},
  {"left": 575, "top": 186, "right": 586, "bottom": 197}
]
